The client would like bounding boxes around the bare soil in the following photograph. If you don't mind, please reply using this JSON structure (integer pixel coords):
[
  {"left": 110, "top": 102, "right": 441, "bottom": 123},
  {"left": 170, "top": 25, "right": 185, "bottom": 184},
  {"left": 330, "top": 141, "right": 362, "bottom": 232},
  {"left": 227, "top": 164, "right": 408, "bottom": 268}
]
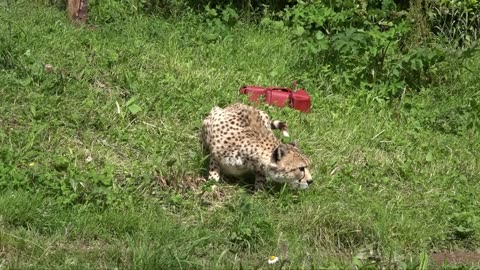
[{"left": 431, "top": 250, "right": 480, "bottom": 268}]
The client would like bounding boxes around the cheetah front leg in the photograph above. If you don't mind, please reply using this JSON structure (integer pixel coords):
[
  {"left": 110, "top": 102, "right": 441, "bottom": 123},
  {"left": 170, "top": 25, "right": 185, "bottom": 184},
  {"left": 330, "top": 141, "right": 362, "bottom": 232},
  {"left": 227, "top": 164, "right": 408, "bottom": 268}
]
[
  {"left": 254, "top": 172, "right": 267, "bottom": 191},
  {"left": 208, "top": 158, "right": 221, "bottom": 182}
]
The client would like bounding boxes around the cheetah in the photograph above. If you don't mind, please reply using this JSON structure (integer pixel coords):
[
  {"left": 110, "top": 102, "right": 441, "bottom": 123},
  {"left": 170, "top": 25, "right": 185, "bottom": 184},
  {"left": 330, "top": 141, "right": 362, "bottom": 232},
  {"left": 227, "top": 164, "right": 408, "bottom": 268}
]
[{"left": 201, "top": 103, "right": 313, "bottom": 190}]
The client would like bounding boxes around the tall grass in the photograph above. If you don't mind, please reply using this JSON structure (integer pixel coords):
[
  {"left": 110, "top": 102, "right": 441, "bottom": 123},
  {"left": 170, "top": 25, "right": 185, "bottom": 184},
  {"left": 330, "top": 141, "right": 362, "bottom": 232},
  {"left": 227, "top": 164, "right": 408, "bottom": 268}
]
[{"left": 0, "top": 1, "right": 479, "bottom": 269}]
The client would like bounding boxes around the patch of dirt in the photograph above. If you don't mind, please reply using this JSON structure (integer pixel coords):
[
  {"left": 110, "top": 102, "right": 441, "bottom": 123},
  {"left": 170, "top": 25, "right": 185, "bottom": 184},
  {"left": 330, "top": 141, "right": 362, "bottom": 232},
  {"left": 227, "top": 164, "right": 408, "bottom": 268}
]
[
  {"left": 0, "top": 118, "right": 23, "bottom": 134},
  {"left": 156, "top": 174, "right": 207, "bottom": 192},
  {"left": 155, "top": 174, "right": 236, "bottom": 207},
  {"left": 431, "top": 250, "right": 480, "bottom": 267}
]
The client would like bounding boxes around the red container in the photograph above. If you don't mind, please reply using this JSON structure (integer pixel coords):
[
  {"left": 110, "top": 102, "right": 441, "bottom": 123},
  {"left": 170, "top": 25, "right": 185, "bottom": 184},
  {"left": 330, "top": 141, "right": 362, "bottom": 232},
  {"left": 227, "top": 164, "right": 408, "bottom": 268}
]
[
  {"left": 265, "top": 87, "right": 292, "bottom": 108},
  {"left": 291, "top": 89, "right": 311, "bottom": 112},
  {"left": 239, "top": 86, "right": 267, "bottom": 102},
  {"left": 239, "top": 85, "right": 311, "bottom": 113}
]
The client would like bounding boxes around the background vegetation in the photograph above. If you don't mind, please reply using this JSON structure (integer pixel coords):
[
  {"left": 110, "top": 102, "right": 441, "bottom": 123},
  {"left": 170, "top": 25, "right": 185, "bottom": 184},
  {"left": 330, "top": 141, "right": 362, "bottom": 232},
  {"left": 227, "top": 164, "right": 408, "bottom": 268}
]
[{"left": 1, "top": 0, "right": 479, "bottom": 269}]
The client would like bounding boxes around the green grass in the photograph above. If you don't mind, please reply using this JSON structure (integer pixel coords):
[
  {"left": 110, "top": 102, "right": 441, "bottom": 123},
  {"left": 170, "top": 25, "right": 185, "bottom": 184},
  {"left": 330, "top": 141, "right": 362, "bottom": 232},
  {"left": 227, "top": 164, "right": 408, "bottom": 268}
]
[{"left": 1, "top": 2, "right": 480, "bottom": 269}]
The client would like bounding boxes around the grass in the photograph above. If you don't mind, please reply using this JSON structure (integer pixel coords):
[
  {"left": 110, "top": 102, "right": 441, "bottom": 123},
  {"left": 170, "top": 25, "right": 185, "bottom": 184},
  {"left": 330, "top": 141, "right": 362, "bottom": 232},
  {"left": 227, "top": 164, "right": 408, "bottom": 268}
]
[{"left": 1, "top": 1, "right": 480, "bottom": 269}]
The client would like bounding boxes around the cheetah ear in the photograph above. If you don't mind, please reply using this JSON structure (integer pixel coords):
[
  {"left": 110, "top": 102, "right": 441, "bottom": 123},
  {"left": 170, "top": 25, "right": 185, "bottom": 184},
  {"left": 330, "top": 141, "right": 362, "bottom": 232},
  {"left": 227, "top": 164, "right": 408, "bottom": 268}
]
[
  {"left": 290, "top": 139, "right": 298, "bottom": 148},
  {"left": 273, "top": 144, "right": 289, "bottom": 163}
]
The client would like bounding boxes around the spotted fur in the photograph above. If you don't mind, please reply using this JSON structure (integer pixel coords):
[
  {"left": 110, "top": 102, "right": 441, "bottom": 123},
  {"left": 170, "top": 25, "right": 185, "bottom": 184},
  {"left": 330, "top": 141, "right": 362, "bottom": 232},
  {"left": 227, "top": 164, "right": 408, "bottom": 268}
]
[{"left": 201, "top": 103, "right": 313, "bottom": 190}]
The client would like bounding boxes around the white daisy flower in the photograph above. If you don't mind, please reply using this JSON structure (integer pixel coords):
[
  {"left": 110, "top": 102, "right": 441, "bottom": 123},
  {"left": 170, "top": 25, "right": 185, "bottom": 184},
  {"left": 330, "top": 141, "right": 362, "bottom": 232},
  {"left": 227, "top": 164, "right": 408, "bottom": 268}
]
[{"left": 268, "top": 255, "right": 279, "bottom": 265}]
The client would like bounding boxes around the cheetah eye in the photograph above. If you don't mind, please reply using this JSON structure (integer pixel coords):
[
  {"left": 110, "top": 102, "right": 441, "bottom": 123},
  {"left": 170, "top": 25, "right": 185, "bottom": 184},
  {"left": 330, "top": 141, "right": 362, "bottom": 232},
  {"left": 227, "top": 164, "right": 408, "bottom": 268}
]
[{"left": 299, "top": 167, "right": 305, "bottom": 172}]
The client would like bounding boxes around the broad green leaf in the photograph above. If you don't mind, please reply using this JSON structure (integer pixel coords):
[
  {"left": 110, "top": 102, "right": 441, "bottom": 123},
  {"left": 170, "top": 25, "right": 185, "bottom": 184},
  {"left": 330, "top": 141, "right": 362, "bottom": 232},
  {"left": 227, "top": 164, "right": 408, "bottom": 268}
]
[
  {"left": 295, "top": 26, "right": 305, "bottom": 36},
  {"left": 315, "top": 31, "right": 324, "bottom": 40},
  {"left": 126, "top": 97, "right": 138, "bottom": 106},
  {"left": 128, "top": 104, "right": 142, "bottom": 115},
  {"left": 426, "top": 151, "right": 433, "bottom": 162}
]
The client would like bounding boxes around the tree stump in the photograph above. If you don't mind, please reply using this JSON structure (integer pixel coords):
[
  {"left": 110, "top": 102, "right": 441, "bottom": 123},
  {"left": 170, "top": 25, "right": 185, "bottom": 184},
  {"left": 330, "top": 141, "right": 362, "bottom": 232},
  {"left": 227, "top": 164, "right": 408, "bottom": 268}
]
[{"left": 67, "top": 0, "right": 88, "bottom": 24}]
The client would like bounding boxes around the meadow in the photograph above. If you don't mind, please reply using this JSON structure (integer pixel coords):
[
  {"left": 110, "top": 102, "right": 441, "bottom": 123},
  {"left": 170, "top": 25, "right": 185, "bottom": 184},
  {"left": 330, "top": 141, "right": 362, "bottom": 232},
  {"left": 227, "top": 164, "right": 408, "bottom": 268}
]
[{"left": 0, "top": 1, "right": 479, "bottom": 269}]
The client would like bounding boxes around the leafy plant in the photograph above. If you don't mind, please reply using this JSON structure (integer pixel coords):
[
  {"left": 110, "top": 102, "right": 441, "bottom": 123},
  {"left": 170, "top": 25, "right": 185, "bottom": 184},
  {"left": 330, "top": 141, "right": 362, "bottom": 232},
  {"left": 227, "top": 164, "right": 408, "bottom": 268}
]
[
  {"left": 277, "top": 0, "right": 449, "bottom": 97},
  {"left": 225, "top": 197, "right": 274, "bottom": 251},
  {"left": 198, "top": 5, "right": 239, "bottom": 42},
  {"left": 429, "top": 97, "right": 480, "bottom": 135},
  {"left": 427, "top": 0, "right": 480, "bottom": 48},
  {"left": 126, "top": 96, "right": 143, "bottom": 116}
]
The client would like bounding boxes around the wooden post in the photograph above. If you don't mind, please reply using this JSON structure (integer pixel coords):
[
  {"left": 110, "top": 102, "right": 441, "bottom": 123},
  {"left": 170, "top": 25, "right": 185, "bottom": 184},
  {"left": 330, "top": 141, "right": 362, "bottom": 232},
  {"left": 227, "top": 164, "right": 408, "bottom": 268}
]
[{"left": 67, "top": 0, "right": 88, "bottom": 24}]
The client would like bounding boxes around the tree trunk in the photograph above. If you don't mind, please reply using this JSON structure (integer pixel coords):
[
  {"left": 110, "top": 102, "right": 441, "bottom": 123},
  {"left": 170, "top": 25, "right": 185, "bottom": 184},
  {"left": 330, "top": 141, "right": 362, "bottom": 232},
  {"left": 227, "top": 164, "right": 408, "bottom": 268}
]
[{"left": 67, "top": 0, "right": 88, "bottom": 24}]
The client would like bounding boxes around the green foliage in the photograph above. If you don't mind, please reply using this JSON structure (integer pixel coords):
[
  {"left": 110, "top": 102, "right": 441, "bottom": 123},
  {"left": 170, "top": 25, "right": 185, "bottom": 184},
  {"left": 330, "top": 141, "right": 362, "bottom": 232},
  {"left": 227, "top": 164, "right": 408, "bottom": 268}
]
[
  {"left": 85, "top": 0, "right": 288, "bottom": 23},
  {"left": 88, "top": 0, "right": 142, "bottom": 23},
  {"left": 272, "top": 1, "right": 451, "bottom": 97},
  {"left": 224, "top": 197, "right": 274, "bottom": 251},
  {"left": 429, "top": 97, "right": 480, "bottom": 135},
  {"left": 183, "top": 0, "right": 290, "bottom": 16},
  {"left": 1, "top": 2, "right": 480, "bottom": 269},
  {"left": 199, "top": 5, "right": 240, "bottom": 42},
  {"left": 137, "top": 0, "right": 187, "bottom": 16},
  {"left": 427, "top": 0, "right": 480, "bottom": 48},
  {"left": 87, "top": 0, "right": 188, "bottom": 23}
]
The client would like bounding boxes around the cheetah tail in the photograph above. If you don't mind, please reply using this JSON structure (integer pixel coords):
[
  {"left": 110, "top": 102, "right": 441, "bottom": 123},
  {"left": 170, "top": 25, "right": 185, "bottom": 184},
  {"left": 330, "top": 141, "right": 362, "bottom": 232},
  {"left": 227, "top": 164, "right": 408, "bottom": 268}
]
[{"left": 271, "top": 120, "right": 289, "bottom": 137}]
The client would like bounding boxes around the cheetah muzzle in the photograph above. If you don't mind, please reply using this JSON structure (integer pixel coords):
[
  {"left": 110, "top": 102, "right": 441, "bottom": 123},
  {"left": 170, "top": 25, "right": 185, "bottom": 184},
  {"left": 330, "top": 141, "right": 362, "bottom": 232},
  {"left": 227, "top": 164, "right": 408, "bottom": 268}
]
[{"left": 201, "top": 103, "right": 313, "bottom": 190}]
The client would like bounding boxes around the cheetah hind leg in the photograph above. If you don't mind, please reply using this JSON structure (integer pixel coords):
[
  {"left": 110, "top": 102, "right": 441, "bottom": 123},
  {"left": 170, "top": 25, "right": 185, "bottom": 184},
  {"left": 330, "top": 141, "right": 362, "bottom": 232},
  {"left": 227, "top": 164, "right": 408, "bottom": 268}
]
[
  {"left": 270, "top": 120, "right": 289, "bottom": 137},
  {"left": 208, "top": 158, "right": 221, "bottom": 182}
]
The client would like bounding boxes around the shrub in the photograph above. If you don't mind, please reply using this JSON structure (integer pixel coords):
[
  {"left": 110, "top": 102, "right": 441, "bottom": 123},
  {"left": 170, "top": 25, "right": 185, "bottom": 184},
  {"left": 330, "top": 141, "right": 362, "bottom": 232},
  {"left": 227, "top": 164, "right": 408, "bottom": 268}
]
[
  {"left": 427, "top": 0, "right": 480, "bottom": 48},
  {"left": 261, "top": 0, "right": 450, "bottom": 97}
]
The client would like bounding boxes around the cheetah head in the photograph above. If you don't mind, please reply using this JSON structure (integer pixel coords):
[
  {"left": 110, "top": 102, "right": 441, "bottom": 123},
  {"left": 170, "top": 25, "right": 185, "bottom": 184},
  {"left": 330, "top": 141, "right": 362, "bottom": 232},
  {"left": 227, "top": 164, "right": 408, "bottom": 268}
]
[{"left": 269, "top": 141, "right": 313, "bottom": 189}]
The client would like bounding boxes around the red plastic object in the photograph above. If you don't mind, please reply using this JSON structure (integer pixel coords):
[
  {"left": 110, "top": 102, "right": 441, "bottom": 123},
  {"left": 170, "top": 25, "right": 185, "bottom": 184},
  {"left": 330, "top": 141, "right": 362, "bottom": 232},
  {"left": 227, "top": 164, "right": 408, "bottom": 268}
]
[
  {"left": 239, "top": 85, "right": 311, "bottom": 112},
  {"left": 290, "top": 89, "right": 311, "bottom": 112},
  {"left": 265, "top": 87, "right": 292, "bottom": 108},
  {"left": 239, "top": 86, "right": 267, "bottom": 102}
]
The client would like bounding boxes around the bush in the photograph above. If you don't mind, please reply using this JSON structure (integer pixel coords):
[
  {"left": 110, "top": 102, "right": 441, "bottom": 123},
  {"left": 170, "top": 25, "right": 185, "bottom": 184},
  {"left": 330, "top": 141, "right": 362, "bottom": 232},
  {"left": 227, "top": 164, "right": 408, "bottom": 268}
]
[
  {"left": 267, "top": 0, "right": 448, "bottom": 97},
  {"left": 182, "top": 0, "right": 290, "bottom": 15},
  {"left": 87, "top": 0, "right": 290, "bottom": 22},
  {"left": 427, "top": 0, "right": 480, "bottom": 48},
  {"left": 86, "top": 0, "right": 189, "bottom": 23}
]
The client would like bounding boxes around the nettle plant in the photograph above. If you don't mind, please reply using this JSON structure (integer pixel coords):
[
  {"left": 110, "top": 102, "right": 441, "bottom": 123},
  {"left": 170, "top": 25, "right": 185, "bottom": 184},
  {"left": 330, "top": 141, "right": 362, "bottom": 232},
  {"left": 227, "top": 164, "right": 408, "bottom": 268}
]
[
  {"left": 201, "top": 5, "right": 239, "bottom": 41},
  {"left": 279, "top": 0, "right": 447, "bottom": 98}
]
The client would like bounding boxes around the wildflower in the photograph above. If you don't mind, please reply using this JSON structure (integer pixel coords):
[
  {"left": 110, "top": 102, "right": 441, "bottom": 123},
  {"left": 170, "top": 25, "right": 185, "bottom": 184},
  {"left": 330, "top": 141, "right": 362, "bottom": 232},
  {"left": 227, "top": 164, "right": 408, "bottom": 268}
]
[
  {"left": 85, "top": 156, "right": 93, "bottom": 163},
  {"left": 28, "top": 162, "right": 35, "bottom": 167},
  {"left": 268, "top": 255, "right": 279, "bottom": 265}
]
